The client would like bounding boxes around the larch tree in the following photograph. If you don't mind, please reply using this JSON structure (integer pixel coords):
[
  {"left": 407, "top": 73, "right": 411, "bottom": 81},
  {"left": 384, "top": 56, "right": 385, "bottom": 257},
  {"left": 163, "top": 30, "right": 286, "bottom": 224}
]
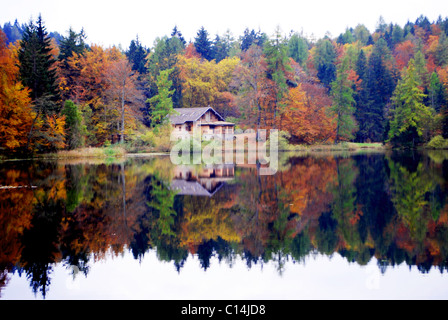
[
  {"left": 330, "top": 58, "right": 357, "bottom": 143},
  {"left": 388, "top": 59, "right": 433, "bottom": 148},
  {"left": 263, "top": 27, "right": 294, "bottom": 129},
  {"left": 147, "top": 68, "right": 176, "bottom": 129}
]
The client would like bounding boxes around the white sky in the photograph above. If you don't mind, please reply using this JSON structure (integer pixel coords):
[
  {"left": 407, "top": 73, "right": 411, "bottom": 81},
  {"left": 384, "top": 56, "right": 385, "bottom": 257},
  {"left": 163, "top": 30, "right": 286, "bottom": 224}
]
[{"left": 0, "top": 0, "right": 447, "bottom": 48}]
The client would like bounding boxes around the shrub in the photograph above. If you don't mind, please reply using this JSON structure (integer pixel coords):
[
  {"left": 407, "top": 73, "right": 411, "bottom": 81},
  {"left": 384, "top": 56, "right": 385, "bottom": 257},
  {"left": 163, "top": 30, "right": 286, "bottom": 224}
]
[{"left": 427, "top": 135, "right": 448, "bottom": 149}]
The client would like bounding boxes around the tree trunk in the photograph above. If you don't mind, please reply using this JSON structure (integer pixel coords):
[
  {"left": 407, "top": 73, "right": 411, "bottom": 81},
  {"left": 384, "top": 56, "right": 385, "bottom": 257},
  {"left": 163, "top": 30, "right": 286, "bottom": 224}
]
[{"left": 121, "top": 80, "right": 125, "bottom": 144}]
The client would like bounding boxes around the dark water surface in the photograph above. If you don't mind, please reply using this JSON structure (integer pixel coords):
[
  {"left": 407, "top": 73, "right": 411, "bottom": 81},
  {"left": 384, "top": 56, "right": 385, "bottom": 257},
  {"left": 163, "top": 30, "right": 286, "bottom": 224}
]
[{"left": 2, "top": 151, "right": 448, "bottom": 299}]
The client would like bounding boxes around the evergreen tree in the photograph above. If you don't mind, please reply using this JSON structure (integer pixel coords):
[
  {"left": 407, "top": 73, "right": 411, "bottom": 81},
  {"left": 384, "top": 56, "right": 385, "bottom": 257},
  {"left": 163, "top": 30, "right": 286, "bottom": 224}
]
[
  {"left": 240, "top": 28, "right": 266, "bottom": 51},
  {"left": 388, "top": 59, "right": 432, "bottom": 148},
  {"left": 58, "top": 27, "right": 87, "bottom": 102},
  {"left": 391, "top": 24, "right": 404, "bottom": 48},
  {"left": 211, "top": 34, "right": 229, "bottom": 63},
  {"left": 2, "top": 20, "right": 26, "bottom": 44},
  {"left": 194, "top": 26, "right": 213, "bottom": 61},
  {"left": 413, "top": 50, "right": 428, "bottom": 87},
  {"left": 330, "top": 58, "right": 357, "bottom": 143},
  {"left": 171, "top": 25, "right": 186, "bottom": 47},
  {"left": 435, "top": 32, "right": 448, "bottom": 67},
  {"left": 61, "top": 100, "right": 86, "bottom": 150},
  {"left": 146, "top": 35, "right": 184, "bottom": 117},
  {"left": 126, "top": 36, "right": 148, "bottom": 75},
  {"left": 264, "top": 28, "right": 293, "bottom": 127},
  {"left": 288, "top": 33, "right": 308, "bottom": 66},
  {"left": 364, "top": 38, "right": 396, "bottom": 142},
  {"left": 429, "top": 72, "right": 446, "bottom": 113},
  {"left": 314, "top": 38, "right": 336, "bottom": 88},
  {"left": 59, "top": 27, "right": 87, "bottom": 65},
  {"left": 18, "top": 15, "right": 59, "bottom": 107},
  {"left": 354, "top": 50, "right": 370, "bottom": 142}
]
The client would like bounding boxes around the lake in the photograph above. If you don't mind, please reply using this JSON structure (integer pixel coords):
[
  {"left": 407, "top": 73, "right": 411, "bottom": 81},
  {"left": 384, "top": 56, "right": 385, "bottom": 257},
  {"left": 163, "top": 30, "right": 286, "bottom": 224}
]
[{"left": 1, "top": 150, "right": 448, "bottom": 300}]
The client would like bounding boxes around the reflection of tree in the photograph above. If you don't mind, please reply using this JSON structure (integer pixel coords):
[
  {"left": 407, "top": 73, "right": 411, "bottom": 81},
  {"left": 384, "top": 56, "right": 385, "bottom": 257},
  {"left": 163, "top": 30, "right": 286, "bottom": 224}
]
[
  {"left": 388, "top": 158, "right": 435, "bottom": 240},
  {"left": 4, "top": 152, "right": 448, "bottom": 297},
  {"left": 20, "top": 162, "right": 66, "bottom": 298},
  {"left": 0, "top": 162, "right": 35, "bottom": 297}
]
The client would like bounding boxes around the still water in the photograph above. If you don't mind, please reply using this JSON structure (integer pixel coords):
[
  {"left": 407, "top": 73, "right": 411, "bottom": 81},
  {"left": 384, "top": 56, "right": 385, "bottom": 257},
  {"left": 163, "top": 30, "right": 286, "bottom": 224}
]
[{"left": 2, "top": 151, "right": 448, "bottom": 300}]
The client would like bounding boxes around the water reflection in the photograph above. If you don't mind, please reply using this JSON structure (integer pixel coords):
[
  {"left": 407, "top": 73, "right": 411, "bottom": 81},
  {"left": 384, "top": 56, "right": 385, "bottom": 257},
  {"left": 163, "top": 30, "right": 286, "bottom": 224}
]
[{"left": 1, "top": 151, "right": 448, "bottom": 298}]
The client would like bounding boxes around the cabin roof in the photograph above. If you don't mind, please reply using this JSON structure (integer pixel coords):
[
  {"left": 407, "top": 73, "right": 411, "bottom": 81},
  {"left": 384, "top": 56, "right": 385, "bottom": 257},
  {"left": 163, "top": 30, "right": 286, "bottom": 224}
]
[
  {"left": 169, "top": 107, "right": 225, "bottom": 125},
  {"left": 169, "top": 179, "right": 224, "bottom": 197}
]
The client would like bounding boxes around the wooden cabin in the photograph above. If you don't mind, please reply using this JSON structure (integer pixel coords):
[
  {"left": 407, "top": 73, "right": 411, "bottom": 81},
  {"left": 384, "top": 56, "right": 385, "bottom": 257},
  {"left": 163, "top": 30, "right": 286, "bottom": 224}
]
[{"left": 169, "top": 107, "right": 235, "bottom": 140}]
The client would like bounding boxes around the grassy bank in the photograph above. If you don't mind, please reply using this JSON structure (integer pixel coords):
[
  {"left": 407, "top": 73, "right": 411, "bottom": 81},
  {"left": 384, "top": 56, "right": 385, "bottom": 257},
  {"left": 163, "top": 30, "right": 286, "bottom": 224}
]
[{"left": 39, "top": 146, "right": 127, "bottom": 160}]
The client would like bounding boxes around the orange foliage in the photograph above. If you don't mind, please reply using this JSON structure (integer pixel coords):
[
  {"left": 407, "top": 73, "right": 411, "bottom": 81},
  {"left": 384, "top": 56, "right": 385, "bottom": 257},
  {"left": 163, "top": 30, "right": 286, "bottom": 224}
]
[
  {"left": 0, "top": 30, "right": 33, "bottom": 152},
  {"left": 282, "top": 84, "right": 336, "bottom": 144},
  {"left": 394, "top": 40, "right": 415, "bottom": 70}
]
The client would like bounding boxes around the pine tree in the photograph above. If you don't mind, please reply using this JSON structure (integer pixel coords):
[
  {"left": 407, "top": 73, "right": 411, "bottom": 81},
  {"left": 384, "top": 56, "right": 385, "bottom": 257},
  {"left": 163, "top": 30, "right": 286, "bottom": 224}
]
[
  {"left": 288, "top": 33, "right": 308, "bottom": 66},
  {"left": 171, "top": 26, "right": 186, "bottom": 47},
  {"left": 435, "top": 32, "right": 448, "bottom": 67},
  {"left": 429, "top": 72, "right": 446, "bottom": 113},
  {"left": 354, "top": 50, "right": 370, "bottom": 142},
  {"left": 58, "top": 27, "right": 87, "bottom": 101},
  {"left": 212, "top": 34, "right": 229, "bottom": 63},
  {"left": 59, "top": 27, "right": 86, "bottom": 66},
  {"left": 18, "top": 15, "right": 59, "bottom": 107},
  {"left": 240, "top": 28, "right": 266, "bottom": 51},
  {"left": 194, "top": 27, "right": 213, "bottom": 61},
  {"left": 364, "top": 38, "right": 396, "bottom": 142},
  {"left": 388, "top": 59, "right": 432, "bottom": 148},
  {"left": 314, "top": 38, "right": 337, "bottom": 88},
  {"left": 264, "top": 28, "right": 293, "bottom": 128},
  {"left": 126, "top": 35, "right": 148, "bottom": 75}
]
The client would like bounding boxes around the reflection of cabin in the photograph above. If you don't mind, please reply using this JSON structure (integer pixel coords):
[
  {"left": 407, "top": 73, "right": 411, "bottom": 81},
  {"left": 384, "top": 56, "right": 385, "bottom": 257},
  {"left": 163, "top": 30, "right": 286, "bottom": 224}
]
[
  {"left": 170, "top": 164, "right": 235, "bottom": 197},
  {"left": 169, "top": 107, "right": 235, "bottom": 140}
]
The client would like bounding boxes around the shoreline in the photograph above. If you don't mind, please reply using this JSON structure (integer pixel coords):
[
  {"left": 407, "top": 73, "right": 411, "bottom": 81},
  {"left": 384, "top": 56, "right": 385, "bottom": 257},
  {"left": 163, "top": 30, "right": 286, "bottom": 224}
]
[{"left": 0, "top": 142, "right": 390, "bottom": 162}]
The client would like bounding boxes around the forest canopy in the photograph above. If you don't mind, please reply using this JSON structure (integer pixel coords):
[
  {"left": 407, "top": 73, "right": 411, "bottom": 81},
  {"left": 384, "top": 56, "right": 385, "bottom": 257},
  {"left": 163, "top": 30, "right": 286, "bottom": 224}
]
[{"left": 2, "top": 14, "right": 448, "bottom": 155}]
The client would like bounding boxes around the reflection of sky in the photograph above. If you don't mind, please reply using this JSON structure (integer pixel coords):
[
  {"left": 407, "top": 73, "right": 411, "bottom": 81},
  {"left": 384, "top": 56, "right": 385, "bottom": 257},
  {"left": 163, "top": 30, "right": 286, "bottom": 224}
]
[{"left": 3, "top": 250, "right": 448, "bottom": 300}]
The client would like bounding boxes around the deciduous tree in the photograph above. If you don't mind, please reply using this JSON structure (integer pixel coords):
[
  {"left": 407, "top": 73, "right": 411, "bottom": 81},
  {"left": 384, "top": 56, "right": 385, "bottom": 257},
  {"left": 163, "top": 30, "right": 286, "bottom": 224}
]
[{"left": 0, "top": 30, "right": 33, "bottom": 153}]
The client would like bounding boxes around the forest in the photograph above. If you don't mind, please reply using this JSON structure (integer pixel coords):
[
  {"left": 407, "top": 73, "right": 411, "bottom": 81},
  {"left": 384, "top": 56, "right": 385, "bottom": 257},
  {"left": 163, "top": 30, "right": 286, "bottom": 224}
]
[{"left": 2, "top": 14, "right": 448, "bottom": 155}]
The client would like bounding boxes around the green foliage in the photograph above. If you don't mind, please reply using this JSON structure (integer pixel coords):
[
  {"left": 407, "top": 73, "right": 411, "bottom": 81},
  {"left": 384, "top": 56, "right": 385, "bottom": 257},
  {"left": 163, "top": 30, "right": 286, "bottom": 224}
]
[
  {"left": 314, "top": 38, "right": 337, "bottom": 88},
  {"left": 263, "top": 28, "right": 294, "bottom": 120},
  {"left": 61, "top": 100, "right": 86, "bottom": 150},
  {"left": 59, "top": 27, "right": 86, "bottom": 66},
  {"left": 435, "top": 32, "right": 448, "bottom": 67},
  {"left": 427, "top": 135, "right": 448, "bottom": 149},
  {"left": 330, "top": 59, "right": 357, "bottom": 143},
  {"left": 18, "top": 15, "right": 59, "bottom": 104},
  {"left": 147, "top": 179, "right": 177, "bottom": 237},
  {"left": 363, "top": 38, "right": 396, "bottom": 142},
  {"left": 288, "top": 33, "right": 308, "bottom": 66},
  {"left": 146, "top": 35, "right": 184, "bottom": 114},
  {"left": 147, "top": 68, "right": 176, "bottom": 128},
  {"left": 429, "top": 72, "right": 446, "bottom": 113},
  {"left": 388, "top": 59, "right": 433, "bottom": 148},
  {"left": 126, "top": 36, "right": 148, "bottom": 75},
  {"left": 194, "top": 26, "right": 213, "bottom": 61}
]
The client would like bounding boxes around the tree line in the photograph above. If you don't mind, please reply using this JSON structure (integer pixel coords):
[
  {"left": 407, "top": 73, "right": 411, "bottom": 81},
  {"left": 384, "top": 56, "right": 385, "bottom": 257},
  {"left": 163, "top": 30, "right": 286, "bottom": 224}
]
[
  {"left": 2, "top": 14, "right": 448, "bottom": 155},
  {"left": 1, "top": 152, "right": 448, "bottom": 297}
]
